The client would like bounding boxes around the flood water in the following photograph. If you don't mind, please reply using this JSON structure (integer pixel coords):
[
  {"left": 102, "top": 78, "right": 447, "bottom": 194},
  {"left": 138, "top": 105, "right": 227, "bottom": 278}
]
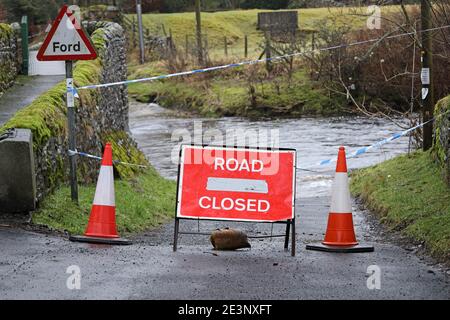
[{"left": 129, "top": 102, "right": 410, "bottom": 198}]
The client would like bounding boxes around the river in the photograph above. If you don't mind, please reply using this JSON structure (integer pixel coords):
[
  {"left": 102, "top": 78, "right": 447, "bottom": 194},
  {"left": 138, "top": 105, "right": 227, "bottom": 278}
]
[{"left": 129, "top": 102, "right": 410, "bottom": 198}]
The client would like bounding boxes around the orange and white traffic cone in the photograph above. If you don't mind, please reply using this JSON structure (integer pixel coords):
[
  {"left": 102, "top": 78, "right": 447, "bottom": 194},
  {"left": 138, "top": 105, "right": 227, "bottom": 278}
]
[
  {"left": 306, "top": 147, "right": 373, "bottom": 253},
  {"left": 70, "top": 143, "right": 131, "bottom": 245}
]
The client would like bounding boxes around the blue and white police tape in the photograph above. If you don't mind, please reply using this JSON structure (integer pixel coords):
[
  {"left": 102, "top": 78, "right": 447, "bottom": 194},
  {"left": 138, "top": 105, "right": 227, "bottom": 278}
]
[
  {"left": 312, "top": 110, "right": 450, "bottom": 168},
  {"left": 69, "top": 109, "right": 450, "bottom": 171},
  {"left": 68, "top": 149, "right": 148, "bottom": 168},
  {"left": 72, "top": 25, "right": 450, "bottom": 92}
]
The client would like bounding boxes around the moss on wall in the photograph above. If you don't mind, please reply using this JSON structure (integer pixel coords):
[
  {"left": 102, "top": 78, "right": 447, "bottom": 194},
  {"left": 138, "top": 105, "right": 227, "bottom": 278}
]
[
  {"left": 0, "top": 22, "right": 145, "bottom": 200},
  {"left": 102, "top": 130, "right": 149, "bottom": 179},
  {"left": 0, "top": 23, "right": 18, "bottom": 96}
]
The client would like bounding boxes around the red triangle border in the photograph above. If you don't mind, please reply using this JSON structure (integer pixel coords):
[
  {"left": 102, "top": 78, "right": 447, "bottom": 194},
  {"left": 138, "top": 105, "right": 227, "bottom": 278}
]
[{"left": 37, "top": 5, "right": 98, "bottom": 61}]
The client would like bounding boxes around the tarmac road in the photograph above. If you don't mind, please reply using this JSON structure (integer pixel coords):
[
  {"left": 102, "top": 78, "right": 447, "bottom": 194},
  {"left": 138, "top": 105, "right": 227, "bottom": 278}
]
[{"left": 0, "top": 196, "right": 449, "bottom": 300}]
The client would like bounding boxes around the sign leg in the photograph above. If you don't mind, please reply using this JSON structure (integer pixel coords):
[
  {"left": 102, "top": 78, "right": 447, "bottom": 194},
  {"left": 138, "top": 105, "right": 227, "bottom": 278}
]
[
  {"left": 173, "top": 218, "right": 180, "bottom": 252},
  {"left": 291, "top": 218, "right": 296, "bottom": 257},
  {"left": 66, "top": 61, "right": 78, "bottom": 204},
  {"left": 284, "top": 221, "right": 291, "bottom": 251}
]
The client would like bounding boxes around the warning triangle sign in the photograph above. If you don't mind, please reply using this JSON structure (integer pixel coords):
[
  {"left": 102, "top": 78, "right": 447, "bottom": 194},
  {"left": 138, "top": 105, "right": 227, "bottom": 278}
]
[{"left": 37, "top": 5, "right": 97, "bottom": 61}]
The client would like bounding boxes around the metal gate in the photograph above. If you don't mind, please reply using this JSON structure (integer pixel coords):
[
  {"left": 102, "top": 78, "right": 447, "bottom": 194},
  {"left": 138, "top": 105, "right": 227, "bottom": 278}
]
[{"left": 28, "top": 50, "right": 65, "bottom": 76}]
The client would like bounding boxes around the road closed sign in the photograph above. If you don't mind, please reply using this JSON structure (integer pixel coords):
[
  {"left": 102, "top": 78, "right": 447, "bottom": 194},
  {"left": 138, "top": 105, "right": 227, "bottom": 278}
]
[
  {"left": 176, "top": 145, "right": 296, "bottom": 222},
  {"left": 37, "top": 5, "right": 97, "bottom": 61}
]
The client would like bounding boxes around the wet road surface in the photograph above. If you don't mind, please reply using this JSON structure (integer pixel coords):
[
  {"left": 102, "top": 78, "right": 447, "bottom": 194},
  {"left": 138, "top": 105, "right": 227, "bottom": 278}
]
[{"left": 0, "top": 197, "right": 449, "bottom": 299}]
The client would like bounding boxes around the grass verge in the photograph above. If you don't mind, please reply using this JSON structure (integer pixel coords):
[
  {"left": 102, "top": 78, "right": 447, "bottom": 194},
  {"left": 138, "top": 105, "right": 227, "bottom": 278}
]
[
  {"left": 32, "top": 167, "right": 176, "bottom": 236},
  {"left": 350, "top": 151, "right": 450, "bottom": 263}
]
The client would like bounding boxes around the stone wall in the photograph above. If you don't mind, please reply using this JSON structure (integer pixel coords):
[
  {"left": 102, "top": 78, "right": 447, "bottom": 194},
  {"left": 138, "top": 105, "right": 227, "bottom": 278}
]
[
  {"left": 2, "top": 21, "right": 148, "bottom": 202},
  {"left": 0, "top": 23, "right": 18, "bottom": 97},
  {"left": 433, "top": 95, "right": 450, "bottom": 186}
]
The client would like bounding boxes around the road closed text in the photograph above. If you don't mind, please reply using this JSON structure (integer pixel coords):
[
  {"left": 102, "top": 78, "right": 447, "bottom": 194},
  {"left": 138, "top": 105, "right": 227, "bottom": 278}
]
[
  {"left": 177, "top": 146, "right": 295, "bottom": 222},
  {"left": 199, "top": 196, "right": 270, "bottom": 212}
]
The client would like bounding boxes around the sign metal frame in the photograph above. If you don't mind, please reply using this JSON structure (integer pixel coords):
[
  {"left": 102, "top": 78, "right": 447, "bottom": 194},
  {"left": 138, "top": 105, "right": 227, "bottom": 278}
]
[{"left": 173, "top": 144, "right": 297, "bottom": 256}]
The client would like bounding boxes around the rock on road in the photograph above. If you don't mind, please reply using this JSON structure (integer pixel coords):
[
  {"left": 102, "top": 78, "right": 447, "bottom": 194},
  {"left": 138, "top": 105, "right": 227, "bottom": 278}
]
[{"left": 0, "top": 197, "right": 449, "bottom": 300}]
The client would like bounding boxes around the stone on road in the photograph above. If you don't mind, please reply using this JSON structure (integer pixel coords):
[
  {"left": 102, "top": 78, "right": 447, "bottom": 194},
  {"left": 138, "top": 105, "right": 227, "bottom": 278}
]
[{"left": 0, "top": 197, "right": 448, "bottom": 299}]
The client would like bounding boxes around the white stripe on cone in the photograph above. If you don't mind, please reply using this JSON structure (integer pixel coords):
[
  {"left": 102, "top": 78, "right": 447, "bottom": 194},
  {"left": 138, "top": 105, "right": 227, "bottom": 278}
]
[
  {"left": 92, "top": 165, "right": 115, "bottom": 206},
  {"left": 330, "top": 172, "right": 352, "bottom": 213}
]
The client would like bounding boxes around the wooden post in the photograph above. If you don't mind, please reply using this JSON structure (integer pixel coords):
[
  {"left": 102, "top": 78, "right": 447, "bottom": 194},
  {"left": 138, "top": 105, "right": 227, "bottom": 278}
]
[
  {"left": 265, "top": 33, "right": 272, "bottom": 73},
  {"left": 224, "top": 36, "right": 228, "bottom": 56},
  {"left": 244, "top": 35, "right": 248, "bottom": 58},
  {"left": 312, "top": 32, "right": 315, "bottom": 51},
  {"left": 204, "top": 34, "right": 208, "bottom": 62},
  {"left": 132, "top": 16, "right": 137, "bottom": 47},
  {"left": 195, "top": 0, "right": 204, "bottom": 66},
  {"left": 185, "top": 34, "right": 189, "bottom": 58}
]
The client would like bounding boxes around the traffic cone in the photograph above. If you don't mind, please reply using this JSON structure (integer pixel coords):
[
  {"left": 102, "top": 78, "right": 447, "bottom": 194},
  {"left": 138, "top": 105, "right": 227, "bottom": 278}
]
[
  {"left": 69, "top": 143, "right": 131, "bottom": 245},
  {"left": 306, "top": 147, "right": 373, "bottom": 253}
]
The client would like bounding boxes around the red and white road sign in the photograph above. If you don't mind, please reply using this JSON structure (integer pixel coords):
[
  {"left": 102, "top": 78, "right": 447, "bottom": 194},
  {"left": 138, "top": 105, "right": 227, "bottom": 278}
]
[
  {"left": 37, "top": 5, "right": 97, "bottom": 61},
  {"left": 176, "top": 145, "right": 296, "bottom": 222}
]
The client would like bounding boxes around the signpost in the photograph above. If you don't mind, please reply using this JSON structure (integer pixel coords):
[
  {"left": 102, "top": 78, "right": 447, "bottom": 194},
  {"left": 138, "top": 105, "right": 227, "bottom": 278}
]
[
  {"left": 37, "top": 5, "right": 97, "bottom": 203},
  {"left": 173, "top": 145, "right": 297, "bottom": 256}
]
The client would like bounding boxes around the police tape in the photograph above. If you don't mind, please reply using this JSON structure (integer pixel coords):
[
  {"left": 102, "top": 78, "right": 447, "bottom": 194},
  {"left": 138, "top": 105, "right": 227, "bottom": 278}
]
[
  {"left": 68, "top": 149, "right": 149, "bottom": 168},
  {"left": 314, "top": 122, "right": 423, "bottom": 167},
  {"left": 71, "top": 25, "right": 450, "bottom": 93},
  {"left": 307, "top": 109, "right": 450, "bottom": 169},
  {"left": 67, "top": 110, "right": 449, "bottom": 172}
]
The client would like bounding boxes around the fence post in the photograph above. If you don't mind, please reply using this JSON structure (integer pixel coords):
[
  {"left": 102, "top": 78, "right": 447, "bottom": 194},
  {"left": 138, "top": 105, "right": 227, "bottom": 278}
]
[
  {"left": 132, "top": 16, "right": 137, "bottom": 47},
  {"left": 185, "top": 34, "right": 189, "bottom": 59},
  {"left": 265, "top": 33, "right": 272, "bottom": 73},
  {"left": 312, "top": 32, "right": 316, "bottom": 50},
  {"left": 224, "top": 36, "right": 228, "bottom": 56},
  {"left": 204, "top": 33, "right": 208, "bottom": 59},
  {"left": 20, "top": 16, "right": 29, "bottom": 76},
  {"left": 244, "top": 35, "right": 248, "bottom": 58}
]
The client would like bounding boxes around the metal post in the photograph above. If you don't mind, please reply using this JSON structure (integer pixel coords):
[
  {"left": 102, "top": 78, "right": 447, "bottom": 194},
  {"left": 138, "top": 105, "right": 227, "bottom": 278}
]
[
  {"left": 173, "top": 218, "right": 180, "bottom": 252},
  {"left": 284, "top": 221, "right": 290, "bottom": 251},
  {"left": 21, "top": 16, "right": 29, "bottom": 75},
  {"left": 136, "top": 0, "right": 145, "bottom": 64},
  {"left": 66, "top": 61, "right": 78, "bottom": 204},
  {"left": 421, "top": 0, "right": 434, "bottom": 151},
  {"left": 291, "top": 218, "right": 296, "bottom": 257}
]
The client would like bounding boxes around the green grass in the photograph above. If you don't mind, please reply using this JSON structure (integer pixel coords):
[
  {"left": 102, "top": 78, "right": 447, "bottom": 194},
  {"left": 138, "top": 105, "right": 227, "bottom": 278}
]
[
  {"left": 33, "top": 167, "right": 176, "bottom": 235},
  {"left": 133, "top": 5, "right": 409, "bottom": 60},
  {"left": 350, "top": 151, "right": 450, "bottom": 263},
  {"left": 127, "top": 63, "right": 344, "bottom": 117}
]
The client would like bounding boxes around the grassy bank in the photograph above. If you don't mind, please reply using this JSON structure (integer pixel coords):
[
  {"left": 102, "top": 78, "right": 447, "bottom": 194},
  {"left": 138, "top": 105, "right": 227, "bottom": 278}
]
[
  {"left": 135, "top": 6, "right": 407, "bottom": 59},
  {"left": 127, "top": 62, "right": 345, "bottom": 117},
  {"left": 126, "top": 5, "right": 414, "bottom": 117},
  {"left": 350, "top": 151, "right": 450, "bottom": 263},
  {"left": 33, "top": 167, "right": 176, "bottom": 235}
]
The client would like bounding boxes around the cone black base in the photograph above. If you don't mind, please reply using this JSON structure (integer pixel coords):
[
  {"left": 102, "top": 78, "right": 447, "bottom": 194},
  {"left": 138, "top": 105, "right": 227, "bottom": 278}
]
[
  {"left": 69, "top": 235, "right": 132, "bottom": 245},
  {"left": 306, "top": 243, "right": 374, "bottom": 253}
]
